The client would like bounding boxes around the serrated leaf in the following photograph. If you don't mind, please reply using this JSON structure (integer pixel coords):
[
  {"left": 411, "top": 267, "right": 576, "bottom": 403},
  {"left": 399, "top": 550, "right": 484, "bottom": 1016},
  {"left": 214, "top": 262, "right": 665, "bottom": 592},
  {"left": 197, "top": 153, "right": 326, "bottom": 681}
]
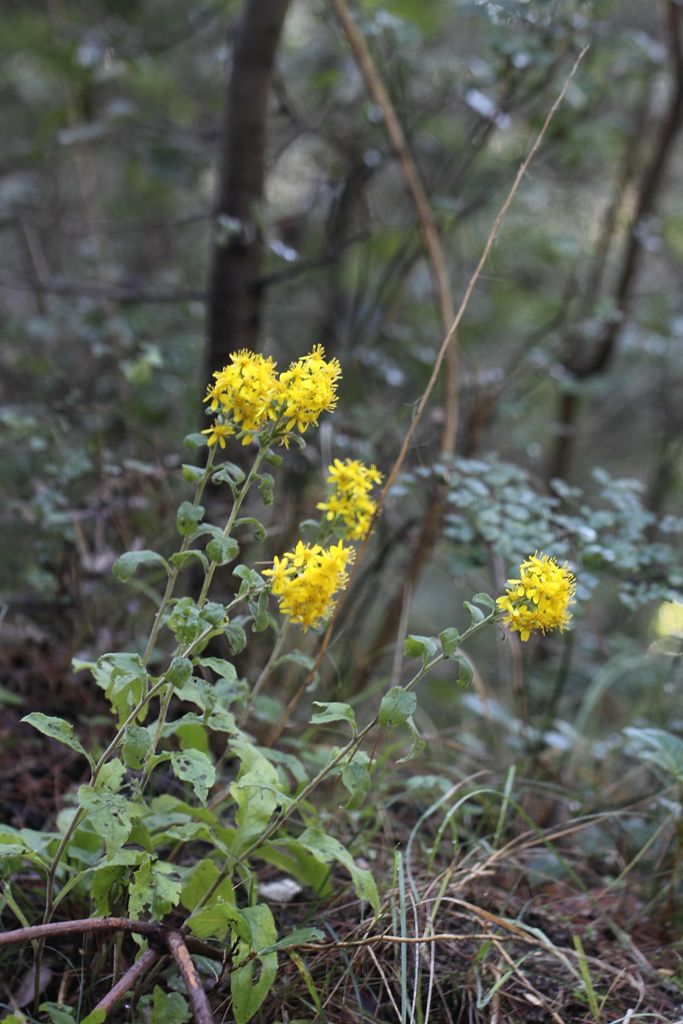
[
  {"left": 439, "top": 627, "right": 461, "bottom": 658},
  {"left": 230, "top": 740, "right": 284, "bottom": 849},
  {"left": 176, "top": 501, "right": 205, "bottom": 537},
  {"left": 310, "top": 702, "right": 357, "bottom": 733},
  {"left": 112, "top": 550, "right": 169, "bottom": 583},
  {"left": 78, "top": 787, "right": 142, "bottom": 858},
  {"left": 171, "top": 749, "right": 216, "bottom": 804},
  {"left": 206, "top": 535, "right": 239, "bottom": 565},
  {"left": 187, "top": 898, "right": 248, "bottom": 941},
  {"left": 128, "top": 856, "right": 182, "bottom": 920},
  {"left": 378, "top": 687, "right": 417, "bottom": 729},
  {"left": 21, "top": 713, "right": 92, "bottom": 765}
]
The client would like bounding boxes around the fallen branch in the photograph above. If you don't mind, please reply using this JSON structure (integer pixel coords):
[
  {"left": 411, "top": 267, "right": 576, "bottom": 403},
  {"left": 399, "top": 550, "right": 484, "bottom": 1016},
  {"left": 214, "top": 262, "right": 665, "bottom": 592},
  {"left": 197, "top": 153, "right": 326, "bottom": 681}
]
[
  {"left": 166, "top": 930, "right": 215, "bottom": 1024},
  {"left": 0, "top": 916, "right": 224, "bottom": 962},
  {"left": 94, "top": 947, "right": 160, "bottom": 1018}
]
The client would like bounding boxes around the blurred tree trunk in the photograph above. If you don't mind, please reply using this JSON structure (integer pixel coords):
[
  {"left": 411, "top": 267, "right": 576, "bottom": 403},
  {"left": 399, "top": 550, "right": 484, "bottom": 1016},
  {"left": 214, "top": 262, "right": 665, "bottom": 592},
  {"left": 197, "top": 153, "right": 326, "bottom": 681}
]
[{"left": 207, "top": 0, "right": 291, "bottom": 373}]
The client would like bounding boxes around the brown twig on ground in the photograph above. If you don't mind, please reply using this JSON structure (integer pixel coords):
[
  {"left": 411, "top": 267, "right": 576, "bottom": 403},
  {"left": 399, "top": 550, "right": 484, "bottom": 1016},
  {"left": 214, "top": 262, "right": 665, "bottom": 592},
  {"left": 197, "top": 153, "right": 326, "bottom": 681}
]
[
  {"left": 166, "top": 930, "right": 215, "bottom": 1024},
  {"left": 266, "top": 44, "right": 589, "bottom": 747},
  {"left": 0, "top": 916, "right": 224, "bottom": 961},
  {"left": 93, "top": 947, "right": 161, "bottom": 1018}
]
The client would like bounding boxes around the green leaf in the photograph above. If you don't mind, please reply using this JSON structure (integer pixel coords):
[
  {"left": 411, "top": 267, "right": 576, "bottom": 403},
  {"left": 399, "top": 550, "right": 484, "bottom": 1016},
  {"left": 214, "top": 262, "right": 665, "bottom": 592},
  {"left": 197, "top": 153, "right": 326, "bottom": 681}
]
[
  {"left": 167, "top": 656, "right": 193, "bottom": 688},
  {"left": 128, "top": 856, "right": 183, "bottom": 920},
  {"left": 231, "top": 904, "right": 278, "bottom": 1024},
  {"left": 181, "top": 858, "right": 236, "bottom": 912},
  {"left": 404, "top": 634, "right": 438, "bottom": 660},
  {"left": 95, "top": 758, "right": 126, "bottom": 793},
  {"left": 40, "top": 1004, "right": 76, "bottom": 1024},
  {"left": 81, "top": 652, "right": 149, "bottom": 727},
  {"left": 455, "top": 654, "right": 474, "bottom": 687},
  {"left": 170, "top": 549, "right": 209, "bottom": 572},
  {"left": 79, "top": 1008, "right": 107, "bottom": 1024},
  {"left": 624, "top": 727, "right": 683, "bottom": 780},
  {"left": 258, "top": 472, "right": 275, "bottom": 506},
  {"left": 77, "top": 787, "right": 142, "bottom": 858},
  {"left": 463, "top": 600, "right": 485, "bottom": 625},
  {"left": 261, "top": 927, "right": 324, "bottom": 952},
  {"left": 188, "top": 898, "right": 247, "bottom": 941},
  {"left": 439, "top": 627, "right": 461, "bottom": 658},
  {"left": 378, "top": 687, "right": 417, "bottom": 729},
  {"left": 230, "top": 740, "right": 284, "bottom": 849},
  {"left": 341, "top": 759, "right": 371, "bottom": 810},
  {"left": 263, "top": 449, "right": 283, "bottom": 466},
  {"left": 181, "top": 463, "right": 205, "bottom": 483},
  {"left": 472, "top": 592, "right": 496, "bottom": 610},
  {"left": 212, "top": 462, "right": 246, "bottom": 487},
  {"left": 198, "top": 657, "right": 238, "bottom": 682},
  {"left": 224, "top": 621, "right": 247, "bottom": 654},
  {"left": 234, "top": 516, "right": 267, "bottom": 541},
  {"left": 150, "top": 986, "right": 190, "bottom": 1024},
  {"left": 206, "top": 535, "right": 239, "bottom": 565},
  {"left": 184, "top": 432, "right": 208, "bottom": 450},
  {"left": 176, "top": 501, "right": 205, "bottom": 537},
  {"left": 295, "top": 828, "right": 380, "bottom": 914},
  {"left": 21, "top": 713, "right": 91, "bottom": 765},
  {"left": 397, "top": 717, "right": 426, "bottom": 763},
  {"left": 310, "top": 702, "right": 357, "bottom": 733},
  {"left": 112, "top": 550, "right": 169, "bottom": 583},
  {"left": 250, "top": 588, "right": 270, "bottom": 633},
  {"left": 171, "top": 749, "right": 216, "bottom": 804}
]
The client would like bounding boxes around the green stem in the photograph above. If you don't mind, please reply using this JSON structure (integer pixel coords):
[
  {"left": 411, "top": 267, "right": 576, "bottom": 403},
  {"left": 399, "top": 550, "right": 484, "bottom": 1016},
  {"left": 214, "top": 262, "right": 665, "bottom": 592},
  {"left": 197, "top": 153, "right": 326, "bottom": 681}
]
[
  {"left": 43, "top": 624, "right": 218, "bottom": 925},
  {"left": 196, "top": 441, "right": 272, "bottom": 609},
  {"left": 190, "top": 612, "right": 495, "bottom": 919},
  {"left": 238, "top": 621, "right": 290, "bottom": 728},
  {"left": 142, "top": 447, "right": 216, "bottom": 667}
]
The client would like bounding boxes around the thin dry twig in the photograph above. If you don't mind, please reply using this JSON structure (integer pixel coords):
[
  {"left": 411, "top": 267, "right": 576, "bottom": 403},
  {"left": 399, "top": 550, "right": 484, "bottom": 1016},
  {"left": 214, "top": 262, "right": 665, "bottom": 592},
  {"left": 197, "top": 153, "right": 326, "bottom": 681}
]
[
  {"left": 166, "top": 930, "right": 215, "bottom": 1024},
  {"left": 94, "top": 947, "right": 161, "bottom": 1018},
  {"left": 0, "top": 916, "right": 224, "bottom": 962},
  {"left": 266, "top": 44, "right": 589, "bottom": 747}
]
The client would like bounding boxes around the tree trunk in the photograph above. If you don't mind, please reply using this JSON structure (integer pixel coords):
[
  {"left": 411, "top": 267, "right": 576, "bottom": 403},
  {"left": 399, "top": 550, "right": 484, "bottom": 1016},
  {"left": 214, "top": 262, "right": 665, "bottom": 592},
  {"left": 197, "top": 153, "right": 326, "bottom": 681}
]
[{"left": 207, "top": 0, "right": 291, "bottom": 373}]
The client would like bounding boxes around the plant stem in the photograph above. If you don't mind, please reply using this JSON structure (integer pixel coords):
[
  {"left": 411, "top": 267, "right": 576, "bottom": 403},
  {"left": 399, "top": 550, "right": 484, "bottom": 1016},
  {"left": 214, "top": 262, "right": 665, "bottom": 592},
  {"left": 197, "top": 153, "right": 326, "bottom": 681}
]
[
  {"left": 238, "top": 620, "right": 290, "bottom": 727},
  {"left": 190, "top": 612, "right": 495, "bottom": 918},
  {"left": 142, "top": 447, "right": 216, "bottom": 667}
]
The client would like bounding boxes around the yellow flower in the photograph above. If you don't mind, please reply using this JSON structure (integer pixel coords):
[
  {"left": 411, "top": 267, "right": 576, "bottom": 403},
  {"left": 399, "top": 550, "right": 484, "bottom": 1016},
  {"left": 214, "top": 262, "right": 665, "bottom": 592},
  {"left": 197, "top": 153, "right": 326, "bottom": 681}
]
[
  {"left": 201, "top": 422, "right": 235, "bottom": 448},
  {"left": 277, "top": 344, "right": 342, "bottom": 440},
  {"left": 263, "top": 539, "right": 354, "bottom": 630},
  {"left": 496, "top": 553, "right": 576, "bottom": 642},
  {"left": 317, "top": 458, "right": 383, "bottom": 541},
  {"left": 204, "top": 350, "right": 279, "bottom": 441}
]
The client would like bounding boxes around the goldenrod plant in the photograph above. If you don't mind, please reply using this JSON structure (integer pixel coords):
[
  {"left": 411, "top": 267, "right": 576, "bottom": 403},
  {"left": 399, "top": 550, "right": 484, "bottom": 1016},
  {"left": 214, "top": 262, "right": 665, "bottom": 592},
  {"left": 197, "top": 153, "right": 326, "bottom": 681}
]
[{"left": 0, "top": 346, "right": 584, "bottom": 1023}]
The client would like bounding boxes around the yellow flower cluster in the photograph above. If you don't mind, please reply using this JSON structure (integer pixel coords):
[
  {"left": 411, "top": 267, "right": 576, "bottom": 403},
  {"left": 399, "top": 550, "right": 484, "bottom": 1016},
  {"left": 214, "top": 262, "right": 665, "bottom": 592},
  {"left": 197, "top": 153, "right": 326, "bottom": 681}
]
[
  {"left": 496, "top": 553, "right": 576, "bottom": 642},
  {"left": 317, "top": 458, "right": 383, "bottom": 541},
  {"left": 263, "top": 540, "right": 354, "bottom": 630},
  {"left": 202, "top": 345, "right": 341, "bottom": 446}
]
